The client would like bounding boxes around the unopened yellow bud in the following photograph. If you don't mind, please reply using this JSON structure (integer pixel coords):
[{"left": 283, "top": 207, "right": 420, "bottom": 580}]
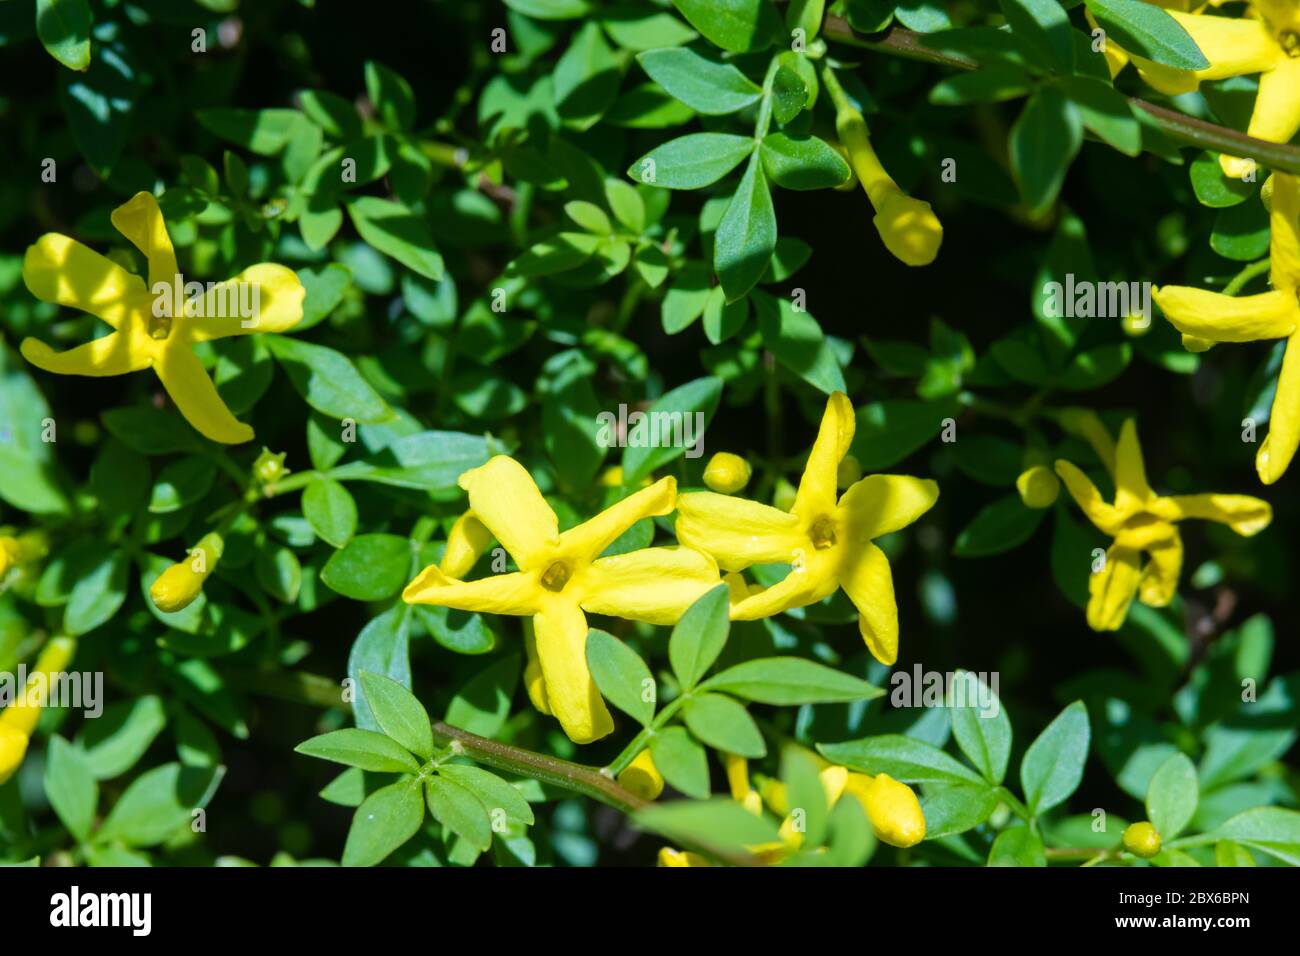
[
  {"left": 252, "top": 448, "right": 289, "bottom": 486},
  {"left": 1016, "top": 465, "right": 1060, "bottom": 508},
  {"left": 1123, "top": 821, "right": 1162, "bottom": 858},
  {"left": 439, "top": 512, "right": 492, "bottom": 578},
  {"left": 0, "top": 724, "right": 30, "bottom": 786},
  {"left": 658, "top": 847, "right": 711, "bottom": 867},
  {"left": 1220, "top": 153, "right": 1256, "bottom": 181},
  {"left": 703, "top": 452, "right": 752, "bottom": 494},
  {"left": 873, "top": 191, "right": 943, "bottom": 267},
  {"left": 618, "top": 749, "right": 664, "bottom": 801},
  {"left": 599, "top": 465, "right": 625, "bottom": 487},
  {"left": 759, "top": 777, "right": 789, "bottom": 817},
  {"left": 846, "top": 772, "right": 926, "bottom": 848},
  {"left": 0, "top": 537, "right": 20, "bottom": 577},
  {"left": 836, "top": 455, "right": 863, "bottom": 489},
  {"left": 150, "top": 533, "right": 223, "bottom": 613},
  {"left": 2, "top": 636, "right": 77, "bottom": 739}
]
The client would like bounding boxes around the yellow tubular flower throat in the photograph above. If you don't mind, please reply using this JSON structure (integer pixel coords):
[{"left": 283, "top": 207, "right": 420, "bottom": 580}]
[
  {"left": 150, "top": 532, "right": 224, "bottom": 614},
  {"left": 20, "top": 192, "right": 306, "bottom": 444},
  {"left": 676, "top": 392, "right": 939, "bottom": 666},
  {"left": 0, "top": 636, "right": 77, "bottom": 785},
  {"left": 1055, "top": 419, "right": 1271, "bottom": 631},
  {"left": 1156, "top": 173, "right": 1300, "bottom": 483},
  {"left": 402, "top": 456, "right": 720, "bottom": 744}
]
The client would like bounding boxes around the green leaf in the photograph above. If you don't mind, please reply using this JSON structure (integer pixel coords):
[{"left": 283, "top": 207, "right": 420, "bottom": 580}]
[
  {"left": 929, "top": 67, "right": 1032, "bottom": 106},
  {"left": 628, "top": 132, "right": 755, "bottom": 189},
  {"left": 438, "top": 765, "right": 535, "bottom": 826},
  {"left": 620, "top": 375, "right": 722, "bottom": 480},
  {"left": 298, "top": 89, "right": 363, "bottom": 141},
  {"left": 60, "top": 36, "right": 139, "bottom": 173},
  {"left": 662, "top": 261, "right": 713, "bottom": 333},
  {"left": 64, "top": 550, "right": 128, "bottom": 636},
  {"left": 921, "top": 782, "right": 1001, "bottom": 837},
  {"left": 295, "top": 728, "right": 422, "bottom": 773},
  {"left": 1010, "top": 87, "right": 1082, "bottom": 216},
  {"left": 425, "top": 776, "right": 493, "bottom": 851},
  {"left": 849, "top": 398, "right": 957, "bottom": 470},
  {"left": 820, "top": 734, "right": 987, "bottom": 786},
  {"left": 948, "top": 671, "right": 1012, "bottom": 784},
  {"left": 988, "top": 824, "right": 1046, "bottom": 866},
  {"left": 1059, "top": 76, "right": 1141, "bottom": 157},
  {"left": 565, "top": 200, "right": 613, "bottom": 234},
  {"left": 78, "top": 696, "right": 167, "bottom": 780},
  {"left": 365, "top": 61, "right": 417, "bottom": 131},
  {"left": 1190, "top": 151, "right": 1254, "bottom": 208},
  {"left": 636, "top": 797, "right": 782, "bottom": 855},
  {"left": 760, "top": 133, "right": 850, "bottom": 190},
  {"left": 347, "top": 197, "right": 445, "bottom": 280},
  {"left": 44, "top": 736, "right": 97, "bottom": 841},
  {"left": 649, "top": 726, "right": 711, "bottom": 798},
  {"left": 554, "top": 22, "right": 621, "bottom": 129},
  {"left": 149, "top": 455, "right": 215, "bottom": 513},
  {"left": 670, "top": 0, "right": 778, "bottom": 52},
  {"left": 782, "top": 745, "right": 829, "bottom": 845},
  {"left": 1146, "top": 752, "right": 1197, "bottom": 840},
  {"left": 302, "top": 478, "right": 358, "bottom": 549},
  {"left": 36, "top": 0, "right": 91, "bottom": 71},
  {"left": 359, "top": 672, "right": 434, "bottom": 760},
  {"left": 586, "top": 628, "right": 656, "bottom": 726},
  {"left": 1213, "top": 807, "right": 1300, "bottom": 866},
  {"left": 1211, "top": 198, "right": 1271, "bottom": 261},
  {"left": 770, "top": 64, "right": 808, "bottom": 125},
  {"left": 684, "top": 693, "right": 766, "bottom": 757},
  {"left": 197, "top": 108, "right": 306, "bottom": 155},
  {"left": 706, "top": 657, "right": 884, "bottom": 705},
  {"left": 321, "top": 534, "right": 413, "bottom": 601},
  {"left": 266, "top": 335, "right": 395, "bottom": 424},
  {"left": 753, "top": 293, "right": 846, "bottom": 394},
  {"left": 715, "top": 153, "right": 777, "bottom": 301},
  {"left": 1085, "top": 0, "right": 1209, "bottom": 70},
  {"left": 998, "top": 0, "right": 1074, "bottom": 71},
  {"left": 668, "top": 584, "right": 731, "bottom": 691},
  {"left": 445, "top": 655, "right": 520, "bottom": 739},
  {"left": 295, "top": 264, "right": 353, "bottom": 332},
  {"left": 344, "top": 780, "right": 423, "bottom": 866},
  {"left": 953, "top": 495, "right": 1046, "bottom": 557},
  {"left": 98, "top": 763, "right": 222, "bottom": 848},
  {"left": 636, "top": 48, "right": 762, "bottom": 115},
  {"left": 1020, "top": 700, "right": 1090, "bottom": 814},
  {"left": 330, "top": 430, "right": 497, "bottom": 492}
]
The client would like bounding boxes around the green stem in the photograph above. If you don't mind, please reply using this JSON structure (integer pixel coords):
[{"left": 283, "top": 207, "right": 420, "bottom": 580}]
[
  {"left": 1223, "top": 257, "right": 1272, "bottom": 296},
  {"left": 605, "top": 693, "right": 693, "bottom": 777}
]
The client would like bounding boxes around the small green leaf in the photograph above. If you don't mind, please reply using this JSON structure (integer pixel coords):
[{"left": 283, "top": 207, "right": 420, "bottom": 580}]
[
  {"left": 760, "top": 133, "right": 850, "bottom": 190},
  {"left": 359, "top": 672, "right": 434, "bottom": 760},
  {"left": 635, "top": 797, "right": 782, "bottom": 853},
  {"left": 714, "top": 153, "right": 777, "bottom": 301},
  {"left": 302, "top": 478, "right": 358, "bottom": 549},
  {"left": 97, "top": 763, "right": 222, "bottom": 848},
  {"left": 1146, "top": 752, "right": 1198, "bottom": 840},
  {"left": 438, "top": 764, "right": 535, "bottom": 826},
  {"left": 426, "top": 777, "right": 493, "bottom": 851},
  {"left": 1085, "top": 0, "right": 1209, "bottom": 71},
  {"left": 684, "top": 693, "right": 766, "bottom": 757},
  {"left": 295, "top": 728, "right": 421, "bottom": 773},
  {"left": 670, "top": 0, "right": 778, "bottom": 52},
  {"left": 706, "top": 657, "right": 884, "bottom": 705},
  {"left": 36, "top": 0, "right": 91, "bottom": 71},
  {"left": 321, "top": 534, "right": 413, "bottom": 601},
  {"left": 649, "top": 726, "right": 711, "bottom": 798},
  {"left": 636, "top": 48, "right": 762, "bottom": 115},
  {"left": 586, "top": 629, "right": 656, "bottom": 726},
  {"left": 620, "top": 376, "right": 723, "bottom": 480},
  {"left": 344, "top": 780, "right": 423, "bottom": 866},
  {"left": 669, "top": 584, "right": 731, "bottom": 691},
  {"left": 266, "top": 335, "right": 395, "bottom": 424},
  {"left": 628, "top": 132, "right": 755, "bottom": 190},
  {"left": 988, "top": 825, "right": 1046, "bottom": 866},
  {"left": 44, "top": 736, "right": 97, "bottom": 842},
  {"left": 820, "top": 734, "right": 987, "bottom": 786},
  {"left": 347, "top": 197, "right": 445, "bottom": 280},
  {"left": 364, "top": 61, "right": 417, "bottom": 131},
  {"left": 953, "top": 495, "right": 1046, "bottom": 557},
  {"left": 948, "top": 671, "right": 1013, "bottom": 785},
  {"left": 1010, "top": 87, "right": 1082, "bottom": 216},
  {"left": 1020, "top": 700, "right": 1090, "bottom": 814}
]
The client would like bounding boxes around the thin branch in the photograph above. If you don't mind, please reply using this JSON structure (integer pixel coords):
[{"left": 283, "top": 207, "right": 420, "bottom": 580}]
[{"left": 821, "top": 18, "right": 1300, "bottom": 176}]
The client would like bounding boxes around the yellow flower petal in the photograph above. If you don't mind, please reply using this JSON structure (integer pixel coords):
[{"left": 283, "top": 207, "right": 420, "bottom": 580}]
[
  {"left": 1259, "top": 332, "right": 1300, "bottom": 483},
  {"left": 1138, "top": 535, "right": 1183, "bottom": 607},
  {"left": 658, "top": 847, "right": 711, "bottom": 867},
  {"left": 1154, "top": 286, "right": 1298, "bottom": 343},
  {"left": 531, "top": 604, "right": 613, "bottom": 744},
  {"left": 839, "top": 541, "right": 900, "bottom": 665},
  {"left": 1088, "top": 544, "right": 1143, "bottom": 631},
  {"left": 1156, "top": 493, "right": 1273, "bottom": 535},
  {"left": 1058, "top": 407, "right": 1117, "bottom": 476},
  {"left": 579, "top": 546, "right": 719, "bottom": 625},
  {"left": 675, "top": 491, "right": 804, "bottom": 572},
  {"left": 21, "top": 331, "right": 155, "bottom": 378},
  {"left": 458, "top": 456, "right": 559, "bottom": 571},
  {"left": 154, "top": 345, "right": 254, "bottom": 444},
  {"left": 110, "top": 192, "right": 179, "bottom": 287},
  {"left": 1167, "top": 10, "right": 1280, "bottom": 78},
  {"left": 1054, "top": 460, "right": 1119, "bottom": 531},
  {"left": 3, "top": 637, "right": 77, "bottom": 738},
  {"left": 618, "top": 749, "right": 664, "bottom": 800},
  {"left": 729, "top": 549, "right": 840, "bottom": 621},
  {"left": 182, "top": 264, "right": 306, "bottom": 341},
  {"left": 558, "top": 477, "right": 676, "bottom": 562},
  {"left": 0, "top": 725, "right": 30, "bottom": 786},
  {"left": 402, "top": 564, "right": 539, "bottom": 615},
  {"left": 792, "top": 392, "right": 855, "bottom": 520},
  {"left": 724, "top": 753, "right": 751, "bottom": 803},
  {"left": 440, "top": 512, "right": 493, "bottom": 578},
  {"left": 522, "top": 623, "right": 552, "bottom": 716},
  {"left": 837, "top": 474, "right": 939, "bottom": 541},
  {"left": 1245, "top": 57, "right": 1300, "bottom": 162},
  {"left": 22, "top": 233, "right": 148, "bottom": 327},
  {"left": 1269, "top": 173, "right": 1300, "bottom": 290},
  {"left": 1114, "top": 419, "right": 1153, "bottom": 511}
]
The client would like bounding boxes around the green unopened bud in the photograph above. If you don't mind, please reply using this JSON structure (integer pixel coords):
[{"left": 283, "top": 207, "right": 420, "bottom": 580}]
[
  {"left": 703, "top": 452, "right": 752, "bottom": 494},
  {"left": 1123, "top": 821, "right": 1162, "bottom": 859},
  {"left": 252, "top": 448, "right": 289, "bottom": 486},
  {"left": 773, "top": 478, "right": 798, "bottom": 513},
  {"left": 1016, "top": 465, "right": 1060, "bottom": 508}
]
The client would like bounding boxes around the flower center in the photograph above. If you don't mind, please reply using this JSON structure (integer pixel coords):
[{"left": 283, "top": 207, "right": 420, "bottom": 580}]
[
  {"left": 1120, "top": 511, "right": 1160, "bottom": 532},
  {"left": 148, "top": 314, "right": 173, "bottom": 340},
  {"left": 540, "top": 561, "right": 571, "bottom": 592},
  {"left": 1281, "top": 29, "right": 1300, "bottom": 56},
  {"left": 809, "top": 516, "right": 838, "bottom": 550}
]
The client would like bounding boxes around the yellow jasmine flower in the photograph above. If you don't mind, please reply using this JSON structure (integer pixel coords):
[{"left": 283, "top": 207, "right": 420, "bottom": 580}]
[
  {"left": 617, "top": 748, "right": 664, "bottom": 800},
  {"left": 703, "top": 452, "right": 752, "bottom": 494},
  {"left": 1103, "top": 0, "right": 1300, "bottom": 177},
  {"left": 0, "top": 637, "right": 77, "bottom": 785},
  {"left": 20, "top": 192, "right": 306, "bottom": 444},
  {"left": 1123, "top": 820, "right": 1163, "bottom": 858},
  {"left": 843, "top": 771, "right": 927, "bottom": 848},
  {"left": 676, "top": 393, "right": 939, "bottom": 666},
  {"left": 1155, "top": 173, "right": 1300, "bottom": 483},
  {"left": 150, "top": 532, "right": 224, "bottom": 613},
  {"left": 1054, "top": 419, "right": 1271, "bottom": 631},
  {"left": 402, "top": 456, "right": 720, "bottom": 743},
  {"left": 439, "top": 512, "right": 493, "bottom": 579}
]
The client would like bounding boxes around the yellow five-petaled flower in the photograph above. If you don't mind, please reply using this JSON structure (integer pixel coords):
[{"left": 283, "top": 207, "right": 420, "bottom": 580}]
[
  {"left": 676, "top": 392, "right": 939, "bottom": 666},
  {"left": 1155, "top": 172, "right": 1300, "bottom": 484},
  {"left": 21, "top": 192, "right": 306, "bottom": 444},
  {"left": 402, "top": 456, "right": 719, "bottom": 743},
  {"left": 1055, "top": 419, "right": 1271, "bottom": 631}
]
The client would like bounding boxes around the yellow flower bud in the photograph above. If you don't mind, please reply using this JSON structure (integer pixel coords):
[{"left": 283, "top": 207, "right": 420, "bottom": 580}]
[
  {"left": 703, "top": 452, "right": 752, "bottom": 494},
  {"left": 0, "top": 724, "right": 30, "bottom": 786},
  {"left": 0, "top": 536, "right": 20, "bottom": 577},
  {"left": 618, "top": 749, "right": 664, "bottom": 801},
  {"left": 658, "top": 847, "right": 711, "bottom": 867},
  {"left": 1016, "top": 465, "right": 1061, "bottom": 509},
  {"left": 1123, "top": 821, "right": 1162, "bottom": 859},
  {"left": 836, "top": 455, "right": 863, "bottom": 489},
  {"left": 439, "top": 512, "right": 493, "bottom": 579},
  {"left": 1, "top": 636, "right": 77, "bottom": 741},
  {"left": 1220, "top": 153, "right": 1256, "bottom": 181},
  {"left": 846, "top": 772, "right": 926, "bottom": 848},
  {"left": 1121, "top": 312, "right": 1151, "bottom": 337},
  {"left": 252, "top": 448, "right": 289, "bottom": 486},
  {"left": 598, "top": 465, "right": 625, "bottom": 487},
  {"left": 150, "top": 533, "right": 223, "bottom": 613},
  {"left": 759, "top": 777, "right": 789, "bottom": 817}
]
